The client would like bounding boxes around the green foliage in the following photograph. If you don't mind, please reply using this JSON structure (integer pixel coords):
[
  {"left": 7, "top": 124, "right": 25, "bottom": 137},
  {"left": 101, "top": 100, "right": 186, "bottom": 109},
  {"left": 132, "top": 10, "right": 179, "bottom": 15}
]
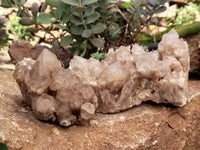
[
  {"left": 0, "top": 0, "right": 25, "bottom": 8},
  {"left": 175, "top": 2, "right": 200, "bottom": 26},
  {"left": 91, "top": 51, "right": 106, "bottom": 60},
  {"left": 0, "top": 0, "right": 169, "bottom": 58},
  {"left": 168, "top": 2, "right": 200, "bottom": 27},
  {"left": 46, "top": 0, "right": 59, "bottom": 7},
  {"left": 3, "top": 15, "right": 33, "bottom": 41},
  {"left": 137, "top": 32, "right": 153, "bottom": 44},
  {"left": 0, "top": 143, "right": 9, "bottom": 150},
  {"left": 42, "top": 0, "right": 122, "bottom": 57},
  {"left": 121, "top": 0, "right": 170, "bottom": 43}
]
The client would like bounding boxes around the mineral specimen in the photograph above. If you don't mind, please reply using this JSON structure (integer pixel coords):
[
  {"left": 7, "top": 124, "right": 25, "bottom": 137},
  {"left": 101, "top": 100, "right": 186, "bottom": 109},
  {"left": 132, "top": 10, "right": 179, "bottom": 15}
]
[{"left": 13, "top": 29, "right": 190, "bottom": 126}]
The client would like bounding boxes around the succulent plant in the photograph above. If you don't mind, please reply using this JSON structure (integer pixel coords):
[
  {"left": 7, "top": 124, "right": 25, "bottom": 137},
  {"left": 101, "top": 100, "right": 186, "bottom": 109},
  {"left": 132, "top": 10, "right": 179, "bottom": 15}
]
[{"left": 1, "top": 0, "right": 170, "bottom": 58}]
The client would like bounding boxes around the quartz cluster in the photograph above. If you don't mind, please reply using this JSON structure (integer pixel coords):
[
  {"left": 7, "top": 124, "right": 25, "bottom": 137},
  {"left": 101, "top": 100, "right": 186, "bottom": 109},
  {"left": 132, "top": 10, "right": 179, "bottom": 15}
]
[{"left": 13, "top": 29, "right": 190, "bottom": 126}]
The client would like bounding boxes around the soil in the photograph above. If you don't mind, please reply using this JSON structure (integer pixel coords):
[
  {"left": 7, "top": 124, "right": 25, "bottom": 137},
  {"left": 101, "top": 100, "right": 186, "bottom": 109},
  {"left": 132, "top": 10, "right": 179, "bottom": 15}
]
[
  {"left": 0, "top": 65, "right": 200, "bottom": 150},
  {"left": 0, "top": 23, "right": 199, "bottom": 149}
]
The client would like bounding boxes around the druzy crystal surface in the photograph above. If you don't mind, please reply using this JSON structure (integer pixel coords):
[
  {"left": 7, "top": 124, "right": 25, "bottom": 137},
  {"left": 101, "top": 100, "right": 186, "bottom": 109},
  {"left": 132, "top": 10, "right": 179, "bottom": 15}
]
[{"left": 13, "top": 29, "right": 190, "bottom": 126}]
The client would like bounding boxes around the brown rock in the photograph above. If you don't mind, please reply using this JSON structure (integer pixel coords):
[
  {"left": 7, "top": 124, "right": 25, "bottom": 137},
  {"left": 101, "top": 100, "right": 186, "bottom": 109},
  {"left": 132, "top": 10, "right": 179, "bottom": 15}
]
[
  {"left": 8, "top": 40, "right": 50, "bottom": 64},
  {"left": 185, "top": 33, "right": 200, "bottom": 74},
  {"left": 9, "top": 40, "right": 33, "bottom": 63}
]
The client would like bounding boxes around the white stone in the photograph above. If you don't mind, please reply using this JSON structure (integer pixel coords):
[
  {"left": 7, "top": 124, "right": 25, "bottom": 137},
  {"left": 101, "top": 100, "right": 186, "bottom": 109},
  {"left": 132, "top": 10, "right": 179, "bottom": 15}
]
[{"left": 13, "top": 29, "right": 190, "bottom": 126}]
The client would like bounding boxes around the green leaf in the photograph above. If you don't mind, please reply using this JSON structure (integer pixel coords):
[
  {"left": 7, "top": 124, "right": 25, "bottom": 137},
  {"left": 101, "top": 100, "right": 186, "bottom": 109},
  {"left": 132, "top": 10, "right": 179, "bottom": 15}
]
[
  {"left": 106, "top": 7, "right": 120, "bottom": 15},
  {"left": 46, "top": 0, "right": 59, "bottom": 7},
  {"left": 108, "top": 0, "right": 119, "bottom": 3},
  {"left": 56, "top": 24, "right": 66, "bottom": 30},
  {"left": 121, "top": 2, "right": 132, "bottom": 9},
  {"left": 61, "top": 11, "right": 70, "bottom": 23},
  {"left": 91, "top": 2, "right": 100, "bottom": 9},
  {"left": 82, "top": 0, "right": 98, "bottom": 5},
  {"left": 89, "top": 38, "right": 105, "bottom": 48},
  {"left": 13, "top": 0, "right": 19, "bottom": 5},
  {"left": 61, "top": 0, "right": 79, "bottom": 6},
  {"left": 153, "top": 6, "right": 167, "bottom": 14},
  {"left": 19, "top": 0, "right": 26, "bottom": 7},
  {"left": 153, "top": 0, "right": 167, "bottom": 5},
  {"left": 80, "top": 48, "right": 87, "bottom": 57},
  {"left": 19, "top": 17, "right": 35, "bottom": 26},
  {"left": 31, "top": 2, "right": 39, "bottom": 17},
  {"left": 70, "top": 15, "right": 83, "bottom": 25},
  {"left": 74, "top": 6, "right": 86, "bottom": 13},
  {"left": 85, "top": 12, "right": 100, "bottom": 24},
  {"left": 91, "top": 52, "right": 106, "bottom": 60},
  {"left": 0, "top": 0, "right": 14, "bottom": 8},
  {"left": 84, "top": 5, "right": 94, "bottom": 17},
  {"left": 1, "top": 38, "right": 13, "bottom": 49},
  {"left": 147, "top": 0, "right": 156, "bottom": 7},
  {"left": 71, "top": 6, "right": 86, "bottom": 17},
  {"left": 26, "top": 27, "right": 39, "bottom": 32},
  {"left": 80, "top": 40, "right": 88, "bottom": 49},
  {"left": 81, "top": 29, "right": 92, "bottom": 38},
  {"left": 41, "top": 4, "right": 47, "bottom": 12},
  {"left": 0, "top": 143, "right": 9, "bottom": 150},
  {"left": 17, "top": 9, "right": 30, "bottom": 17},
  {"left": 61, "top": 36, "right": 73, "bottom": 47},
  {"left": 108, "top": 23, "right": 121, "bottom": 38},
  {"left": 37, "top": 12, "right": 52, "bottom": 24},
  {"left": 71, "top": 25, "right": 84, "bottom": 35},
  {"left": 49, "top": 11, "right": 56, "bottom": 18},
  {"left": 51, "top": 38, "right": 59, "bottom": 54},
  {"left": 56, "top": 1, "right": 65, "bottom": 19},
  {"left": 91, "top": 23, "right": 106, "bottom": 34}
]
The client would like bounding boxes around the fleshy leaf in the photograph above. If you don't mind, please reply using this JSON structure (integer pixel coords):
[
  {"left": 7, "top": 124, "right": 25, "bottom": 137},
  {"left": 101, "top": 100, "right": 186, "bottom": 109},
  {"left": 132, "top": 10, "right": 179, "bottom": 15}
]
[
  {"left": 84, "top": 5, "right": 95, "bottom": 17},
  {"left": 31, "top": 2, "right": 39, "bottom": 17},
  {"left": 147, "top": 0, "right": 156, "bottom": 7},
  {"left": 81, "top": 29, "right": 92, "bottom": 38},
  {"left": 26, "top": 27, "right": 39, "bottom": 32},
  {"left": 89, "top": 38, "right": 105, "bottom": 48},
  {"left": 108, "top": 0, "right": 119, "bottom": 3},
  {"left": 121, "top": 2, "right": 132, "bottom": 8},
  {"left": 0, "top": 143, "right": 9, "bottom": 150},
  {"left": 70, "top": 15, "right": 83, "bottom": 25},
  {"left": 82, "top": 0, "right": 98, "bottom": 5},
  {"left": 154, "top": 6, "right": 167, "bottom": 14},
  {"left": 74, "top": 6, "right": 86, "bottom": 13},
  {"left": 19, "top": 17, "right": 35, "bottom": 26},
  {"left": 46, "top": 0, "right": 59, "bottom": 7},
  {"left": 91, "top": 23, "right": 106, "bottom": 34},
  {"left": 80, "top": 40, "right": 88, "bottom": 49},
  {"left": 61, "top": 0, "right": 79, "bottom": 6},
  {"left": 61, "top": 36, "right": 73, "bottom": 47},
  {"left": 71, "top": 6, "right": 86, "bottom": 16},
  {"left": 85, "top": 12, "right": 100, "bottom": 24},
  {"left": 71, "top": 26, "right": 84, "bottom": 35},
  {"left": 37, "top": 12, "right": 52, "bottom": 24},
  {"left": 108, "top": 23, "right": 121, "bottom": 38}
]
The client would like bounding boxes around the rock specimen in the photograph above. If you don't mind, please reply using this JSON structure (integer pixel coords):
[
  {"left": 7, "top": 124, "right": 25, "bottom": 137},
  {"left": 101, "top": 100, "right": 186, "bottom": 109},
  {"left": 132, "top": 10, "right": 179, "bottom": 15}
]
[
  {"left": 13, "top": 29, "right": 190, "bottom": 126},
  {"left": 8, "top": 40, "right": 49, "bottom": 64},
  {"left": 9, "top": 40, "right": 73, "bottom": 64}
]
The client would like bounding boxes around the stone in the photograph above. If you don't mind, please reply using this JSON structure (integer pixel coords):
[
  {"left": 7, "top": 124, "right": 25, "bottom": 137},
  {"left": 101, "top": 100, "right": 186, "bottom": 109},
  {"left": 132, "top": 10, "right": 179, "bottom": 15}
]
[
  {"left": 13, "top": 49, "right": 98, "bottom": 126},
  {"left": 8, "top": 40, "right": 50, "bottom": 64},
  {"left": 24, "top": 0, "right": 44, "bottom": 8},
  {"left": 1, "top": 69, "right": 200, "bottom": 149},
  {"left": 13, "top": 29, "right": 190, "bottom": 126},
  {"left": 9, "top": 40, "right": 34, "bottom": 64},
  {"left": 185, "top": 33, "right": 200, "bottom": 74}
]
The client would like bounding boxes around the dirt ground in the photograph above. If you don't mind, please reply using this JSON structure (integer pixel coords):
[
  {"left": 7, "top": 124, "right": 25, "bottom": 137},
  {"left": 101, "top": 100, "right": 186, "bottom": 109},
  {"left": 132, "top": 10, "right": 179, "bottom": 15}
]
[
  {"left": 0, "top": 67, "right": 200, "bottom": 150},
  {"left": 0, "top": 32, "right": 200, "bottom": 149}
]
